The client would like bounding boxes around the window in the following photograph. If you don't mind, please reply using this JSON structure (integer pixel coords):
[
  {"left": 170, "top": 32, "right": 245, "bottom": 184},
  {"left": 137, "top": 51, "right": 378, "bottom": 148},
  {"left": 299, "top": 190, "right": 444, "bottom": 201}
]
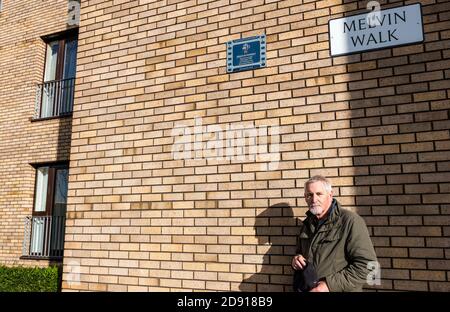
[
  {"left": 0, "top": 1, "right": 3, "bottom": 13},
  {"left": 23, "top": 163, "right": 69, "bottom": 258},
  {"left": 35, "top": 32, "right": 78, "bottom": 119},
  {"left": 43, "top": 37, "right": 78, "bottom": 83},
  {"left": 33, "top": 164, "right": 69, "bottom": 216}
]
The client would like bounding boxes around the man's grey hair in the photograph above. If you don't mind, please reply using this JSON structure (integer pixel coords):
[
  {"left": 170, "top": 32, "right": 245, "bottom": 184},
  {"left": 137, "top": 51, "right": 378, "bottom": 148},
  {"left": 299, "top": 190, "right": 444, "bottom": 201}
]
[{"left": 304, "top": 175, "right": 332, "bottom": 193}]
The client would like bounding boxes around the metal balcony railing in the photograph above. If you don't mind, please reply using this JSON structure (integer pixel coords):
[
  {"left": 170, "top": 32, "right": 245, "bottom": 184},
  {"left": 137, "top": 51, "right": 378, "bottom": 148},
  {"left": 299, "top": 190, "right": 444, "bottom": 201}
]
[
  {"left": 34, "top": 78, "right": 75, "bottom": 119},
  {"left": 22, "top": 215, "right": 66, "bottom": 259}
]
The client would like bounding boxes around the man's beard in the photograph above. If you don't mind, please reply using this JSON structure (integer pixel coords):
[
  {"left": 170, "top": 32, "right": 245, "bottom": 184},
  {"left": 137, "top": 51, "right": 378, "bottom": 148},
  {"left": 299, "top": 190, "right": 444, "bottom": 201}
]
[{"left": 309, "top": 205, "right": 323, "bottom": 216}]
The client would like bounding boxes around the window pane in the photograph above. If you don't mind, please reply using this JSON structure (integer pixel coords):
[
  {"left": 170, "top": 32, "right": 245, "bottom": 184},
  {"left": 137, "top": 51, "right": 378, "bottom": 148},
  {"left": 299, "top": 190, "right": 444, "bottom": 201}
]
[
  {"left": 42, "top": 41, "right": 59, "bottom": 118},
  {"left": 41, "top": 83, "right": 55, "bottom": 118},
  {"left": 53, "top": 168, "right": 68, "bottom": 216},
  {"left": 63, "top": 39, "right": 77, "bottom": 79},
  {"left": 50, "top": 168, "right": 68, "bottom": 257},
  {"left": 30, "top": 218, "right": 45, "bottom": 255},
  {"left": 34, "top": 167, "right": 49, "bottom": 212},
  {"left": 61, "top": 39, "right": 77, "bottom": 115},
  {"left": 44, "top": 41, "right": 59, "bottom": 82}
]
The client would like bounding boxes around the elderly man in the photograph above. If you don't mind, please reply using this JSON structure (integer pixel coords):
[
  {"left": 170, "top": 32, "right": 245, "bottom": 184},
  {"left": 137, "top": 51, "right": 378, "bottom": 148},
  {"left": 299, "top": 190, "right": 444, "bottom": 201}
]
[{"left": 292, "top": 175, "right": 377, "bottom": 292}]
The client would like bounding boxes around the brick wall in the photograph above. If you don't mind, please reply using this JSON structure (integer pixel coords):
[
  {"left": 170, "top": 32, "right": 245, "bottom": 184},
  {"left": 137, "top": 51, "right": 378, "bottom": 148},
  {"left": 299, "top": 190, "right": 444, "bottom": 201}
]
[
  {"left": 62, "top": 0, "right": 450, "bottom": 291},
  {"left": 0, "top": 0, "right": 73, "bottom": 266}
]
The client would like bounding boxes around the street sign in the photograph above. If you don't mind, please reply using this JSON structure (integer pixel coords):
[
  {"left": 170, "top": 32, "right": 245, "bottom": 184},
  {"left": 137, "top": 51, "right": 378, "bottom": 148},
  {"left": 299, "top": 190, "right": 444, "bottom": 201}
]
[{"left": 329, "top": 3, "right": 423, "bottom": 57}]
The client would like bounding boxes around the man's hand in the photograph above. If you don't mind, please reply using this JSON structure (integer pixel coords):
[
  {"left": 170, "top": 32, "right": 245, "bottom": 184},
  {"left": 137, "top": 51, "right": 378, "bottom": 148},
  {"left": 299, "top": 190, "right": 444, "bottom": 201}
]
[
  {"left": 309, "top": 281, "right": 329, "bottom": 292},
  {"left": 291, "top": 254, "right": 307, "bottom": 270}
]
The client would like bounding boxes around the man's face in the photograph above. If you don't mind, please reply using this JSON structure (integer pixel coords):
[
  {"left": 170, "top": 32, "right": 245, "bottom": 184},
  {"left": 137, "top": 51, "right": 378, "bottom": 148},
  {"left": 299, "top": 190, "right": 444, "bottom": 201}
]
[{"left": 304, "top": 181, "right": 333, "bottom": 219}]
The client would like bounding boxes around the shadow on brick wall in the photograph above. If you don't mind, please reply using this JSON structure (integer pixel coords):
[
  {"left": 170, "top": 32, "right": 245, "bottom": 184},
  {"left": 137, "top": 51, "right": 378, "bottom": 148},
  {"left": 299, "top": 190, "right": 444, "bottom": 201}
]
[
  {"left": 57, "top": 117, "right": 73, "bottom": 161},
  {"left": 239, "top": 202, "right": 300, "bottom": 292}
]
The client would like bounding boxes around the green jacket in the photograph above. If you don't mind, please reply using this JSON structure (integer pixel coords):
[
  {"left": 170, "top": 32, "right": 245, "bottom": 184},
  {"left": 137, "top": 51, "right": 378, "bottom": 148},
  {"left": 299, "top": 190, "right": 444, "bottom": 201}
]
[{"left": 296, "top": 199, "right": 377, "bottom": 292}]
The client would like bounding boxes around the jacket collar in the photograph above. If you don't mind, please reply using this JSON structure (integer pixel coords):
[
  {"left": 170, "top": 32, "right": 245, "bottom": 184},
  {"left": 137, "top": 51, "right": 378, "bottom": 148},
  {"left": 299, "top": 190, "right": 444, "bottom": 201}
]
[{"left": 305, "top": 198, "right": 341, "bottom": 232}]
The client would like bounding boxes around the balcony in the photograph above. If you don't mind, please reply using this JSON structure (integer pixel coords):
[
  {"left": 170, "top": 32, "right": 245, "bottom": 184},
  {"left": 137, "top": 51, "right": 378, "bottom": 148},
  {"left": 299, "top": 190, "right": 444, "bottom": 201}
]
[
  {"left": 34, "top": 78, "right": 75, "bottom": 120},
  {"left": 22, "top": 216, "right": 66, "bottom": 259}
]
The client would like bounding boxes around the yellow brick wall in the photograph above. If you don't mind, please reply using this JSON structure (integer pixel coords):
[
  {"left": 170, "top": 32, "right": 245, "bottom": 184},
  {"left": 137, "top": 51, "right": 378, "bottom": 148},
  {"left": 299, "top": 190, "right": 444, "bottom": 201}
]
[
  {"left": 64, "top": 0, "right": 447, "bottom": 291},
  {"left": 0, "top": 0, "right": 73, "bottom": 266}
]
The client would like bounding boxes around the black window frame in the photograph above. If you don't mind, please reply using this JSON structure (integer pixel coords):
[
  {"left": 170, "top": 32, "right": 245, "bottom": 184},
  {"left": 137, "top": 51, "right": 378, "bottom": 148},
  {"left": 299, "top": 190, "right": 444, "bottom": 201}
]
[
  {"left": 32, "top": 29, "right": 79, "bottom": 120},
  {"left": 41, "top": 29, "right": 79, "bottom": 83},
  {"left": 31, "top": 162, "right": 69, "bottom": 218}
]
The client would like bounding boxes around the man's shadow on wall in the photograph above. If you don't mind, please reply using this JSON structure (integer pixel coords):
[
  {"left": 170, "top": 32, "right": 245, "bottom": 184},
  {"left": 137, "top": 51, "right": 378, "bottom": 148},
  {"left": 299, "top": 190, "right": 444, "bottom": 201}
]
[{"left": 239, "top": 202, "right": 303, "bottom": 292}]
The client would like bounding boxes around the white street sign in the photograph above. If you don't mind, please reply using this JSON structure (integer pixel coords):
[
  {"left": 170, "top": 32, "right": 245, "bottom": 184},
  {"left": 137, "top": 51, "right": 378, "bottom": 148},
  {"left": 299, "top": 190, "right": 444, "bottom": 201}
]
[{"left": 329, "top": 3, "right": 424, "bottom": 57}]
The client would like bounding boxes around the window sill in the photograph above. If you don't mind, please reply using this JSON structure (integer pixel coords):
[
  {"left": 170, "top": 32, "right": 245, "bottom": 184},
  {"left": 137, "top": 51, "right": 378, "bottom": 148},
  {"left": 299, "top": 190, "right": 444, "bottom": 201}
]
[
  {"left": 30, "top": 113, "right": 73, "bottom": 122},
  {"left": 20, "top": 255, "right": 63, "bottom": 261}
]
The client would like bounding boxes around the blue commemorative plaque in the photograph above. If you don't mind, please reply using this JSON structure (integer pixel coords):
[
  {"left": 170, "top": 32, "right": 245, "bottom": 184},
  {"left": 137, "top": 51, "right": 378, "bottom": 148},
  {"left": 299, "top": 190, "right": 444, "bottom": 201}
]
[{"left": 226, "top": 34, "right": 266, "bottom": 73}]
